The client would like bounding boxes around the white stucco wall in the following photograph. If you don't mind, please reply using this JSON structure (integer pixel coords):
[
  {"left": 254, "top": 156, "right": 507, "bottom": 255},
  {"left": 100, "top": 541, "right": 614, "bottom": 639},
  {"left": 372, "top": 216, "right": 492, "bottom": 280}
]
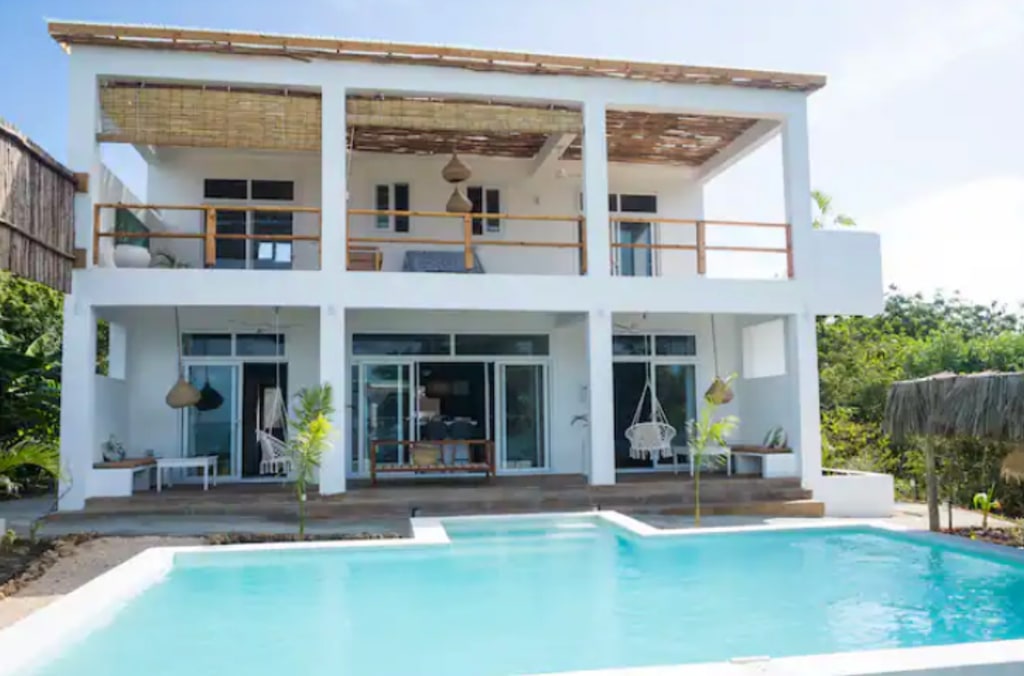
[{"left": 93, "top": 375, "right": 129, "bottom": 463}]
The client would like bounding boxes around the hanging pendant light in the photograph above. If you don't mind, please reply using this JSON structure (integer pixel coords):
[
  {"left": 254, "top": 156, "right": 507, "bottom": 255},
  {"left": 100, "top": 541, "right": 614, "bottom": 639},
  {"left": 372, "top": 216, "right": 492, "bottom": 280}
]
[
  {"left": 166, "top": 307, "right": 201, "bottom": 409},
  {"left": 446, "top": 186, "right": 473, "bottom": 213},
  {"left": 442, "top": 150, "right": 472, "bottom": 183},
  {"left": 195, "top": 365, "right": 225, "bottom": 412},
  {"left": 704, "top": 315, "right": 734, "bottom": 405}
]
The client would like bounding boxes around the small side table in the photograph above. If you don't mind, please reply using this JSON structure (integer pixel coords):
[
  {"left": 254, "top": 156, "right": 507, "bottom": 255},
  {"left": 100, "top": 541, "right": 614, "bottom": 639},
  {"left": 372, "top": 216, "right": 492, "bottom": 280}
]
[{"left": 155, "top": 455, "right": 218, "bottom": 492}]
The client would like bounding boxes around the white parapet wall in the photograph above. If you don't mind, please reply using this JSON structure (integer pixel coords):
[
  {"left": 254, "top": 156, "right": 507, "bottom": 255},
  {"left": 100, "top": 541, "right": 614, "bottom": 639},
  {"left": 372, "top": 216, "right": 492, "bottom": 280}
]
[{"left": 813, "top": 468, "right": 896, "bottom": 518}]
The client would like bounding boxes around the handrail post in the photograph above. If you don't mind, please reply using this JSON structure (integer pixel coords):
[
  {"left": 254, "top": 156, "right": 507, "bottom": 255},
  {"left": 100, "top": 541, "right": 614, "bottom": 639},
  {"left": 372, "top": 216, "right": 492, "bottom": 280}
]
[
  {"left": 92, "top": 203, "right": 102, "bottom": 266},
  {"left": 463, "top": 213, "right": 473, "bottom": 270},
  {"left": 204, "top": 207, "right": 217, "bottom": 268},
  {"left": 696, "top": 220, "right": 707, "bottom": 275},
  {"left": 785, "top": 222, "right": 794, "bottom": 278},
  {"left": 579, "top": 216, "right": 588, "bottom": 275}
]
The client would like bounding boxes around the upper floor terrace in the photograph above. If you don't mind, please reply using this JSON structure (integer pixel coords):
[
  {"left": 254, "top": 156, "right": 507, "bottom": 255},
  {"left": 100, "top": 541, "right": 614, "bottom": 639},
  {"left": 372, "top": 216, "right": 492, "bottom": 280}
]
[{"left": 55, "top": 21, "right": 882, "bottom": 315}]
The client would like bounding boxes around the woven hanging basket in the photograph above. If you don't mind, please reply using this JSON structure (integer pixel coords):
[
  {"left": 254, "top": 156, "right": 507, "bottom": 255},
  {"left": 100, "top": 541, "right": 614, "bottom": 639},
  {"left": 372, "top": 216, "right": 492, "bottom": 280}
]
[
  {"left": 446, "top": 186, "right": 473, "bottom": 213},
  {"left": 166, "top": 376, "right": 201, "bottom": 409},
  {"left": 441, "top": 152, "right": 471, "bottom": 183},
  {"left": 705, "top": 376, "right": 734, "bottom": 405}
]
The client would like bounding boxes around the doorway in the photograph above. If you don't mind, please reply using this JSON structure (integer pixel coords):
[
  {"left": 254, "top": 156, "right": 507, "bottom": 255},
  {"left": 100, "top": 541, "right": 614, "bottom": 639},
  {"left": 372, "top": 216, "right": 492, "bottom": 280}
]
[
  {"left": 241, "top": 363, "right": 288, "bottom": 478},
  {"left": 614, "top": 222, "right": 654, "bottom": 276},
  {"left": 613, "top": 361, "right": 696, "bottom": 470}
]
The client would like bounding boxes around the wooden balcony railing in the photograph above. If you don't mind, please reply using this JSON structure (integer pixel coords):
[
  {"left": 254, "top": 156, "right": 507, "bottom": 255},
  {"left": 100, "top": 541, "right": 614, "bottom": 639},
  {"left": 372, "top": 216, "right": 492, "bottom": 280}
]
[
  {"left": 92, "top": 203, "right": 322, "bottom": 268},
  {"left": 346, "top": 209, "right": 587, "bottom": 274},
  {"left": 610, "top": 216, "right": 794, "bottom": 278}
]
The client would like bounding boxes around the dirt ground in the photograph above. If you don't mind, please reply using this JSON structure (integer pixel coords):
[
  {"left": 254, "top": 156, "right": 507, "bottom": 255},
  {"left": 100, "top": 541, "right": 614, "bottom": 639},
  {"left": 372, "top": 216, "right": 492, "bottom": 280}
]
[{"left": 0, "top": 536, "right": 202, "bottom": 630}]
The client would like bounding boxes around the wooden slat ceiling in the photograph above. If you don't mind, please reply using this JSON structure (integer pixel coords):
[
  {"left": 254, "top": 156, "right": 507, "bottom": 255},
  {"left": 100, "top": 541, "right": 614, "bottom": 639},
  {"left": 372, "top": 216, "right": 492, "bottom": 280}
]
[
  {"left": 51, "top": 21, "right": 826, "bottom": 93},
  {"left": 99, "top": 83, "right": 762, "bottom": 165}
]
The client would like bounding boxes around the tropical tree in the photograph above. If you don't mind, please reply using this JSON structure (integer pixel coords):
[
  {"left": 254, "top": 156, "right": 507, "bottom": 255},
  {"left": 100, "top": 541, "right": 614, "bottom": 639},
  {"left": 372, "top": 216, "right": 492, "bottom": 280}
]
[
  {"left": 687, "top": 381, "right": 739, "bottom": 526},
  {"left": 811, "top": 190, "right": 856, "bottom": 229},
  {"left": 287, "top": 383, "right": 335, "bottom": 538}
]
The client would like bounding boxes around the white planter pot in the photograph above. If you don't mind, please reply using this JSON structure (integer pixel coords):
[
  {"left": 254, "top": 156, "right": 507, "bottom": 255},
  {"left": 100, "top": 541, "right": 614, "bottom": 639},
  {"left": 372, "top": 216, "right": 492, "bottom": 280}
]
[{"left": 113, "top": 244, "right": 151, "bottom": 268}]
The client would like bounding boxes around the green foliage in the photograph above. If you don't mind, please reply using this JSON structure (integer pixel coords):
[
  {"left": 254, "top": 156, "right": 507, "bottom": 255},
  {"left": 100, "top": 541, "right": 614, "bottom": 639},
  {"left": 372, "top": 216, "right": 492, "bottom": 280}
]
[
  {"left": 972, "top": 486, "right": 1000, "bottom": 529},
  {"left": 0, "top": 439, "right": 61, "bottom": 496},
  {"left": 818, "top": 287, "right": 1024, "bottom": 515},
  {"left": 812, "top": 190, "right": 856, "bottom": 230},
  {"left": 687, "top": 381, "right": 739, "bottom": 527},
  {"left": 287, "top": 383, "right": 336, "bottom": 538}
]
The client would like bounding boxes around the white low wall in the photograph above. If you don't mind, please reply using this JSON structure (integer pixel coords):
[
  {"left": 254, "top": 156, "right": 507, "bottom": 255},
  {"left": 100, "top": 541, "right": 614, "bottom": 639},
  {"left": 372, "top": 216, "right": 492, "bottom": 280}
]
[{"left": 814, "top": 468, "right": 895, "bottom": 518}]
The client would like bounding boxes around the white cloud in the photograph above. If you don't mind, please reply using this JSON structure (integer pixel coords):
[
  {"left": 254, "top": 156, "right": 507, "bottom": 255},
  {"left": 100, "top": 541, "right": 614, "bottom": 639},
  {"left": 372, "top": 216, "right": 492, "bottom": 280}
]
[{"left": 863, "top": 176, "right": 1024, "bottom": 305}]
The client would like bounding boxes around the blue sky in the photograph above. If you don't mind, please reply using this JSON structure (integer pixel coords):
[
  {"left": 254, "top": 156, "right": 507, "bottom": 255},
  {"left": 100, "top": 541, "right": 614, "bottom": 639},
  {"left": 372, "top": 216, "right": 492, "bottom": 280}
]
[{"left": 3, "top": 0, "right": 1022, "bottom": 304}]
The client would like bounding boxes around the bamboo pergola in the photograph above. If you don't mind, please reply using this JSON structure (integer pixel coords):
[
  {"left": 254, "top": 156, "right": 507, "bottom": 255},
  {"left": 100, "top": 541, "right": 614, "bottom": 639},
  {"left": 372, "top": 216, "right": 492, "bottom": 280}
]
[
  {"left": 884, "top": 371, "right": 1024, "bottom": 531},
  {"left": 97, "top": 82, "right": 761, "bottom": 165},
  {"left": 0, "top": 119, "right": 77, "bottom": 292}
]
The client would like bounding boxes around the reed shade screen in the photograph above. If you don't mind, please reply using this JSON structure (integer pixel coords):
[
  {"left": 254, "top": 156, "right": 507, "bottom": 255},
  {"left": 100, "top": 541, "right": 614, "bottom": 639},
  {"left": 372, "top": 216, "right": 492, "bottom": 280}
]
[
  {"left": 98, "top": 83, "right": 765, "bottom": 166},
  {"left": 99, "top": 85, "right": 322, "bottom": 152},
  {"left": 0, "top": 119, "right": 76, "bottom": 292}
]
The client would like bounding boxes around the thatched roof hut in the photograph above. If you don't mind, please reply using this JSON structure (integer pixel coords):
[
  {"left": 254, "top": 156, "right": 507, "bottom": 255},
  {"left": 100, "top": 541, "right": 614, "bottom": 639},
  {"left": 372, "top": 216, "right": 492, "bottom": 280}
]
[
  {"left": 0, "top": 118, "right": 78, "bottom": 292},
  {"left": 884, "top": 371, "right": 1024, "bottom": 530}
]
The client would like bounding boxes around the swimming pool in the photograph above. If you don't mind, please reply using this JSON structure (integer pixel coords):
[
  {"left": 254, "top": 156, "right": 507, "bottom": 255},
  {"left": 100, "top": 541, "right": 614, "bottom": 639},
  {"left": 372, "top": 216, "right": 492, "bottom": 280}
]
[{"left": 8, "top": 514, "right": 1024, "bottom": 675}]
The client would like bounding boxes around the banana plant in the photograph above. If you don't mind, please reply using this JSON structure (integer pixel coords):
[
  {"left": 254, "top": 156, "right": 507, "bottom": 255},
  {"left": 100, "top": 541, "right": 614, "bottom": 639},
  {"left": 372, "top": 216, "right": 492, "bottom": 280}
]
[
  {"left": 287, "top": 384, "right": 335, "bottom": 538},
  {"left": 972, "top": 486, "right": 1001, "bottom": 530},
  {"left": 0, "top": 438, "right": 60, "bottom": 496}
]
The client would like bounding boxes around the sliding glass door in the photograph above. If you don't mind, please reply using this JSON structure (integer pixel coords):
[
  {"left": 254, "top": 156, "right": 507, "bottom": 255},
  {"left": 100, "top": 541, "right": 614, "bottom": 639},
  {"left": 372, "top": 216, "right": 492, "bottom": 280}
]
[
  {"left": 497, "top": 362, "right": 547, "bottom": 470},
  {"left": 359, "top": 362, "right": 414, "bottom": 471},
  {"left": 185, "top": 363, "right": 240, "bottom": 477}
]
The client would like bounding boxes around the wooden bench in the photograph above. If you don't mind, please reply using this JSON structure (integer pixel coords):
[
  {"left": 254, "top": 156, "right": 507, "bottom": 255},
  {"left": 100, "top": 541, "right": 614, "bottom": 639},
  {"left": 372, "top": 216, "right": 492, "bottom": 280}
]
[
  {"left": 347, "top": 246, "right": 382, "bottom": 271},
  {"left": 729, "top": 444, "right": 793, "bottom": 477},
  {"left": 370, "top": 439, "right": 495, "bottom": 485},
  {"left": 90, "top": 457, "right": 157, "bottom": 497}
]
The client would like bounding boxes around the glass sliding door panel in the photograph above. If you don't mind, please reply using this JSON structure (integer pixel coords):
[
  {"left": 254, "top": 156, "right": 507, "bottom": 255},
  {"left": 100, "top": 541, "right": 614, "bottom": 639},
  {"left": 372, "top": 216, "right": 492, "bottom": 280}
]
[
  {"left": 613, "top": 362, "right": 651, "bottom": 468},
  {"left": 364, "top": 363, "right": 412, "bottom": 466},
  {"left": 500, "top": 364, "right": 546, "bottom": 469},
  {"left": 616, "top": 222, "right": 653, "bottom": 277},
  {"left": 654, "top": 363, "right": 696, "bottom": 465},
  {"left": 185, "top": 364, "right": 238, "bottom": 477}
]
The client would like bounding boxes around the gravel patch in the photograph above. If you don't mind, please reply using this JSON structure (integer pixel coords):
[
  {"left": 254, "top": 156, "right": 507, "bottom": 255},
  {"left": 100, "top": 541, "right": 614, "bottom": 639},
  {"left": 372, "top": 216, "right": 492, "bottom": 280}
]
[{"left": 0, "top": 536, "right": 201, "bottom": 630}]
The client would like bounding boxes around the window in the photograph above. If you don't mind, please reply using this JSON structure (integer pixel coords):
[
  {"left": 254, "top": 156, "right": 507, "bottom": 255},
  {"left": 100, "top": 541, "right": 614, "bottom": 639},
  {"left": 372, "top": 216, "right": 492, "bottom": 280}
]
[
  {"left": 654, "top": 335, "right": 697, "bottom": 356},
  {"left": 182, "top": 333, "right": 285, "bottom": 357},
  {"left": 374, "top": 184, "right": 410, "bottom": 232},
  {"left": 613, "top": 335, "right": 649, "bottom": 356},
  {"left": 467, "top": 186, "right": 501, "bottom": 235},
  {"left": 742, "top": 319, "right": 786, "bottom": 378},
  {"left": 202, "top": 178, "right": 296, "bottom": 269},
  {"left": 609, "top": 194, "right": 657, "bottom": 277},
  {"left": 183, "top": 334, "right": 233, "bottom": 357},
  {"left": 352, "top": 333, "right": 450, "bottom": 356},
  {"left": 236, "top": 333, "right": 285, "bottom": 357},
  {"left": 618, "top": 194, "right": 657, "bottom": 213},
  {"left": 455, "top": 334, "right": 549, "bottom": 356}
]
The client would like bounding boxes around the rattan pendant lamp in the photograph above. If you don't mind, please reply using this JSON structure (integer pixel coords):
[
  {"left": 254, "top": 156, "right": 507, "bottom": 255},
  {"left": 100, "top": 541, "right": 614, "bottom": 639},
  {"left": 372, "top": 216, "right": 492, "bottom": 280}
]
[
  {"left": 705, "top": 314, "right": 734, "bottom": 405},
  {"left": 166, "top": 307, "right": 201, "bottom": 409},
  {"left": 443, "top": 140, "right": 472, "bottom": 212}
]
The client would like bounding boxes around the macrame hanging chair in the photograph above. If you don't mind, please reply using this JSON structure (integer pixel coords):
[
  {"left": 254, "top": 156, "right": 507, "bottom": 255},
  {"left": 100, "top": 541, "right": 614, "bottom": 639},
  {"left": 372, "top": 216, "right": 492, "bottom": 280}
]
[
  {"left": 256, "top": 307, "right": 293, "bottom": 476},
  {"left": 166, "top": 307, "right": 201, "bottom": 409},
  {"left": 625, "top": 375, "right": 677, "bottom": 460},
  {"left": 705, "top": 314, "right": 734, "bottom": 405}
]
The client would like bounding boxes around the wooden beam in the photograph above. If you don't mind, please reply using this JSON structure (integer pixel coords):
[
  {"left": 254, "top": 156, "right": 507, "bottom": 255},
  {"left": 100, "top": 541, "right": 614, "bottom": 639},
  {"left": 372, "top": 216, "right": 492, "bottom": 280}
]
[
  {"left": 528, "top": 133, "right": 576, "bottom": 178},
  {"left": 73, "top": 172, "right": 89, "bottom": 193}
]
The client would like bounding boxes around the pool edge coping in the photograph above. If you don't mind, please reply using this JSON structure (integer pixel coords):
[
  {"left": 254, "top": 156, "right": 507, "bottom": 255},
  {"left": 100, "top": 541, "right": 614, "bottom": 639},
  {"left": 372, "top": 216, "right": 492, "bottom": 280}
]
[{"left": 3, "top": 511, "right": 1024, "bottom": 675}]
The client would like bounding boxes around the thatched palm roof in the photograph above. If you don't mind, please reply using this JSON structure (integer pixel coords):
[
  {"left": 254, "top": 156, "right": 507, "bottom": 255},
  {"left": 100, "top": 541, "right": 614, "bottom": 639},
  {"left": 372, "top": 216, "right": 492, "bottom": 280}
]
[{"left": 884, "top": 371, "right": 1024, "bottom": 443}]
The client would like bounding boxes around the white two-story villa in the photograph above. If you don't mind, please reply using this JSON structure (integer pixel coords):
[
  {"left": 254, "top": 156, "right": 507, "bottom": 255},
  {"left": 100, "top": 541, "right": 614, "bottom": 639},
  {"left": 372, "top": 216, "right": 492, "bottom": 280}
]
[{"left": 51, "top": 21, "right": 883, "bottom": 514}]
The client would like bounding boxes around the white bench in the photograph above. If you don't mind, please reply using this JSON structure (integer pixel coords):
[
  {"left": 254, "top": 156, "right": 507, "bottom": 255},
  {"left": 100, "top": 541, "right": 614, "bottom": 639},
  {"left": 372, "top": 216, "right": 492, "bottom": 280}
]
[
  {"left": 89, "top": 458, "right": 156, "bottom": 498},
  {"left": 156, "top": 456, "right": 218, "bottom": 492}
]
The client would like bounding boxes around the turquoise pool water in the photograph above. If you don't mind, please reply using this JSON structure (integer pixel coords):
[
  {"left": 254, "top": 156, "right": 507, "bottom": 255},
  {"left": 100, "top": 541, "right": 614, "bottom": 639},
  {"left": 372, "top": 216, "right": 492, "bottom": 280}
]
[{"left": 31, "top": 520, "right": 1024, "bottom": 675}]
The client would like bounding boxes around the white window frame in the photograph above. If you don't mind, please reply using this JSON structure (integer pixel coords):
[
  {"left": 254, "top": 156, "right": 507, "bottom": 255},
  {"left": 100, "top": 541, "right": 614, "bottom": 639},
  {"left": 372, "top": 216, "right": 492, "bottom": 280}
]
[
  {"left": 374, "top": 183, "right": 411, "bottom": 231},
  {"left": 467, "top": 185, "right": 502, "bottom": 234},
  {"left": 204, "top": 179, "right": 296, "bottom": 270}
]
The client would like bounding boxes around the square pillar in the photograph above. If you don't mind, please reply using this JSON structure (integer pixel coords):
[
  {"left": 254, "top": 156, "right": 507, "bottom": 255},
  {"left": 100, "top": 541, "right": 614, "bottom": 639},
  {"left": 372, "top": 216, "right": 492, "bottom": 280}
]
[
  {"left": 58, "top": 298, "right": 97, "bottom": 511},
  {"left": 319, "top": 303, "right": 347, "bottom": 494},
  {"left": 68, "top": 59, "right": 100, "bottom": 264},
  {"left": 321, "top": 83, "right": 347, "bottom": 274},
  {"left": 786, "top": 312, "right": 822, "bottom": 488},
  {"left": 107, "top": 321, "right": 127, "bottom": 380},
  {"left": 587, "top": 309, "right": 615, "bottom": 485},
  {"left": 582, "top": 100, "right": 610, "bottom": 278},
  {"left": 781, "top": 105, "right": 812, "bottom": 279}
]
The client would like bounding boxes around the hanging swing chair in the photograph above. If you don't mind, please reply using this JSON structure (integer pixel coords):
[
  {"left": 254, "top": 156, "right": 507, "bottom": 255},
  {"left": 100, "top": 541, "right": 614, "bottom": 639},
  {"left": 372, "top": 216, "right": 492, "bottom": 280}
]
[
  {"left": 256, "top": 307, "right": 293, "bottom": 477},
  {"left": 625, "top": 376, "right": 677, "bottom": 461}
]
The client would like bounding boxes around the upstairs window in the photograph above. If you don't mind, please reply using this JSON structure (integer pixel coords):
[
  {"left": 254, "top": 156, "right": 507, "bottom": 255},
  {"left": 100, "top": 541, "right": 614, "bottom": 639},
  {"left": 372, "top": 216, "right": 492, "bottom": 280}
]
[
  {"left": 203, "top": 178, "right": 295, "bottom": 269},
  {"left": 467, "top": 186, "right": 501, "bottom": 235},
  {"left": 374, "top": 183, "right": 410, "bottom": 232}
]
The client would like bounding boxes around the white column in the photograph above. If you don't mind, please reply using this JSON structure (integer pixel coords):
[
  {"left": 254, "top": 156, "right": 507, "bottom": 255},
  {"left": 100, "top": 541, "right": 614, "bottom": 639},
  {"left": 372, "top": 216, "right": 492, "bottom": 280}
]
[
  {"left": 321, "top": 83, "right": 347, "bottom": 274},
  {"left": 582, "top": 99, "right": 610, "bottom": 278},
  {"left": 587, "top": 309, "right": 615, "bottom": 485},
  {"left": 58, "top": 297, "right": 97, "bottom": 511},
  {"left": 68, "top": 58, "right": 100, "bottom": 262},
  {"left": 319, "top": 303, "right": 347, "bottom": 494},
  {"left": 781, "top": 104, "right": 813, "bottom": 279},
  {"left": 107, "top": 321, "right": 127, "bottom": 380},
  {"left": 786, "top": 312, "right": 822, "bottom": 489}
]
